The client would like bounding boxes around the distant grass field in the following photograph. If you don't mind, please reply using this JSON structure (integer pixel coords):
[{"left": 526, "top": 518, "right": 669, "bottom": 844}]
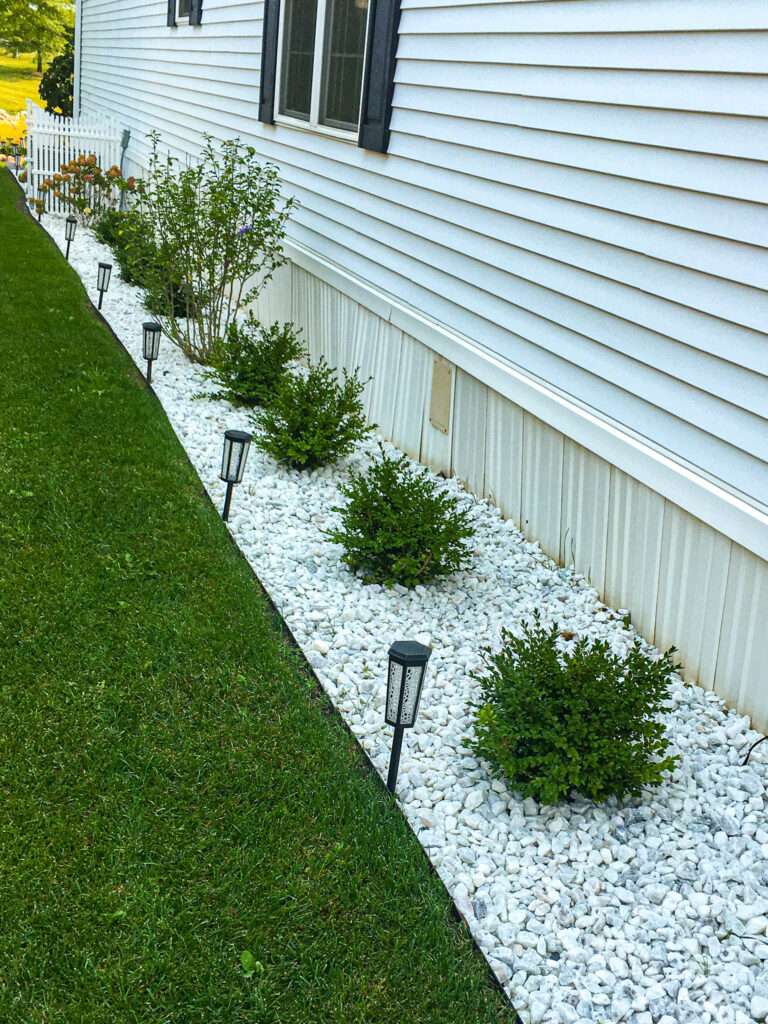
[{"left": 0, "top": 51, "right": 44, "bottom": 113}]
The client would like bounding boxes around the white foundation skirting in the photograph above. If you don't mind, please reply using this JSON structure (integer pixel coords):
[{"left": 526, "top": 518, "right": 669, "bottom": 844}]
[{"left": 251, "top": 253, "right": 768, "bottom": 733}]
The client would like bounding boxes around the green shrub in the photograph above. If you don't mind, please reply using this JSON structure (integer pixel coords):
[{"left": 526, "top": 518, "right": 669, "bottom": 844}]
[
  {"left": 93, "top": 207, "right": 143, "bottom": 283},
  {"left": 204, "top": 313, "right": 305, "bottom": 408},
  {"left": 327, "top": 447, "right": 475, "bottom": 587},
  {"left": 467, "top": 617, "right": 680, "bottom": 805},
  {"left": 94, "top": 208, "right": 198, "bottom": 319},
  {"left": 93, "top": 208, "right": 128, "bottom": 248},
  {"left": 254, "top": 359, "right": 370, "bottom": 470}
]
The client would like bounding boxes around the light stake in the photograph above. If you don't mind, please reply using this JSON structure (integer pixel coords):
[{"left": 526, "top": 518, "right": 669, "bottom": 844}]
[
  {"left": 220, "top": 429, "right": 252, "bottom": 521},
  {"left": 142, "top": 321, "right": 162, "bottom": 382},
  {"left": 385, "top": 641, "right": 432, "bottom": 794},
  {"left": 64, "top": 215, "right": 77, "bottom": 260},
  {"left": 96, "top": 262, "right": 112, "bottom": 309}
]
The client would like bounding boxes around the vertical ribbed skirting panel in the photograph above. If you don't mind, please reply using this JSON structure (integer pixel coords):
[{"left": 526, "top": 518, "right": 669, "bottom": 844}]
[
  {"left": 716, "top": 544, "right": 768, "bottom": 729},
  {"left": 654, "top": 507, "right": 731, "bottom": 685},
  {"left": 604, "top": 470, "right": 666, "bottom": 641},
  {"left": 483, "top": 391, "right": 524, "bottom": 526},
  {"left": 451, "top": 371, "right": 488, "bottom": 499},
  {"left": 257, "top": 261, "right": 768, "bottom": 731},
  {"left": 520, "top": 418, "right": 564, "bottom": 560},
  {"left": 559, "top": 440, "right": 611, "bottom": 591}
]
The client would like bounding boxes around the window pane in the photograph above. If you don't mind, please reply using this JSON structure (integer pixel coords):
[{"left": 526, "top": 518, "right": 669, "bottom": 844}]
[
  {"left": 177, "top": 0, "right": 192, "bottom": 16},
  {"left": 280, "top": 0, "right": 319, "bottom": 121},
  {"left": 321, "top": 0, "right": 368, "bottom": 130}
]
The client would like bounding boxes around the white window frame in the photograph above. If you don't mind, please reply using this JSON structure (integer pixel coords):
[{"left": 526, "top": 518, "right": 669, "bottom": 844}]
[
  {"left": 176, "top": 0, "right": 191, "bottom": 24},
  {"left": 274, "top": 0, "right": 368, "bottom": 143}
]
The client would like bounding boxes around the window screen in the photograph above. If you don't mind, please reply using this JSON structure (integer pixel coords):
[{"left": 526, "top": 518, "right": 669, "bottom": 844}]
[
  {"left": 321, "top": 0, "right": 368, "bottom": 130},
  {"left": 280, "top": 0, "right": 319, "bottom": 120}
]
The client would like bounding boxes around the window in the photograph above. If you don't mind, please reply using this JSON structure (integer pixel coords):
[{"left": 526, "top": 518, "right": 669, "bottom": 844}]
[
  {"left": 278, "top": 0, "right": 370, "bottom": 133},
  {"left": 259, "top": 0, "right": 401, "bottom": 153},
  {"left": 167, "top": 0, "right": 203, "bottom": 27}
]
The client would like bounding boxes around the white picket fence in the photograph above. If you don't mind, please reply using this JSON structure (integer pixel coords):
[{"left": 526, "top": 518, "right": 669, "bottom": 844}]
[{"left": 25, "top": 101, "right": 123, "bottom": 214}]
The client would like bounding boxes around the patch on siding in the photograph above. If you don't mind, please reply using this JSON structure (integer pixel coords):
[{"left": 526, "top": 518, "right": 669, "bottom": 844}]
[{"left": 429, "top": 359, "right": 453, "bottom": 435}]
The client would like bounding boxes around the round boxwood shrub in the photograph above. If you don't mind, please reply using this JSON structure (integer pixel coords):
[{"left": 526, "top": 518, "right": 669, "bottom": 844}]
[
  {"left": 253, "top": 359, "right": 370, "bottom": 469},
  {"left": 467, "top": 616, "right": 680, "bottom": 804},
  {"left": 328, "top": 447, "right": 475, "bottom": 587},
  {"left": 205, "top": 314, "right": 305, "bottom": 408}
]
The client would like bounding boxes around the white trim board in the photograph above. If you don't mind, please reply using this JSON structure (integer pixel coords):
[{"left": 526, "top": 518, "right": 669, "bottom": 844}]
[{"left": 285, "top": 237, "right": 768, "bottom": 565}]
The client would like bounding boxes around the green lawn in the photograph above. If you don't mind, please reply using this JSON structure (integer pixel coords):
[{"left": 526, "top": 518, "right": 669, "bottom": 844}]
[
  {"left": 0, "top": 166, "right": 514, "bottom": 1024},
  {"left": 0, "top": 51, "right": 43, "bottom": 113}
]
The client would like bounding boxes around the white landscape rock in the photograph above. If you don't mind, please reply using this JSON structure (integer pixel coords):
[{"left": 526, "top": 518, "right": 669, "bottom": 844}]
[{"left": 41, "top": 211, "right": 768, "bottom": 1024}]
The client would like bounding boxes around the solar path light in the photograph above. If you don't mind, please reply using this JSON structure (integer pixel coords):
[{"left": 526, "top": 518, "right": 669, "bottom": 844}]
[
  {"left": 220, "top": 430, "right": 252, "bottom": 522},
  {"left": 385, "top": 641, "right": 432, "bottom": 794},
  {"left": 12, "top": 143, "right": 18, "bottom": 167},
  {"left": 142, "top": 322, "right": 162, "bottom": 383},
  {"left": 65, "top": 216, "right": 77, "bottom": 260},
  {"left": 96, "top": 262, "right": 112, "bottom": 309}
]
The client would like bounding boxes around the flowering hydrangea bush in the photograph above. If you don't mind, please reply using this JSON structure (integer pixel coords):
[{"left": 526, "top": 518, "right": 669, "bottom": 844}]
[{"left": 38, "top": 153, "right": 131, "bottom": 226}]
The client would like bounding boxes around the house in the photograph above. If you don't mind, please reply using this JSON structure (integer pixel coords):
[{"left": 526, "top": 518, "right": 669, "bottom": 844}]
[{"left": 73, "top": 0, "right": 768, "bottom": 729}]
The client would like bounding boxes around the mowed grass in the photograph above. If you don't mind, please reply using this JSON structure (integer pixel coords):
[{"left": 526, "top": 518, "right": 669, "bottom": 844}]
[
  {"left": 0, "top": 51, "right": 43, "bottom": 113},
  {"left": 0, "top": 166, "right": 514, "bottom": 1024}
]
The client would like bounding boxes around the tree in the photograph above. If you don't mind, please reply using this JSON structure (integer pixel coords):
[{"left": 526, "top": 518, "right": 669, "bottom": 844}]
[
  {"left": 39, "top": 26, "right": 73, "bottom": 114},
  {"left": 0, "top": 0, "right": 74, "bottom": 73}
]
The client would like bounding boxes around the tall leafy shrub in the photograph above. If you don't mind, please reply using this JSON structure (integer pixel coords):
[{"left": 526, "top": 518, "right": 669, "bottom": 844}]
[
  {"left": 468, "top": 617, "right": 680, "bottom": 804},
  {"left": 134, "top": 134, "right": 293, "bottom": 364}
]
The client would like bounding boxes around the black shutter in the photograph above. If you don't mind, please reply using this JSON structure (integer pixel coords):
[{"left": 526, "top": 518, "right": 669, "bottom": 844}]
[
  {"left": 167, "top": 0, "right": 176, "bottom": 26},
  {"left": 258, "top": 0, "right": 281, "bottom": 124},
  {"left": 358, "top": 0, "right": 401, "bottom": 153},
  {"left": 190, "top": 0, "right": 204, "bottom": 24}
]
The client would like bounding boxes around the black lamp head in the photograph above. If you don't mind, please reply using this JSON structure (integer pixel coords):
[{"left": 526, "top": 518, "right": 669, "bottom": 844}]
[
  {"left": 65, "top": 215, "right": 77, "bottom": 242},
  {"left": 97, "top": 262, "right": 112, "bottom": 293},
  {"left": 142, "top": 321, "right": 162, "bottom": 361},
  {"left": 220, "top": 430, "right": 253, "bottom": 485},
  {"left": 386, "top": 641, "right": 432, "bottom": 728}
]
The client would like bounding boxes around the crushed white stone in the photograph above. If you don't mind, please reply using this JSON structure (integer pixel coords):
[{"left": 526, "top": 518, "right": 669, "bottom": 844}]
[{"left": 40, "top": 210, "right": 768, "bottom": 1024}]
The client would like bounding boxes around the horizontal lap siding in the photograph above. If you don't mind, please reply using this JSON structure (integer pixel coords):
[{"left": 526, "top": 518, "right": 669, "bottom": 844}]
[{"left": 79, "top": 0, "right": 768, "bottom": 512}]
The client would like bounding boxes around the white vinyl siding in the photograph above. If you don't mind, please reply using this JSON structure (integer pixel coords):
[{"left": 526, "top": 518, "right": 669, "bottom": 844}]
[{"left": 78, "top": 0, "right": 768, "bottom": 529}]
